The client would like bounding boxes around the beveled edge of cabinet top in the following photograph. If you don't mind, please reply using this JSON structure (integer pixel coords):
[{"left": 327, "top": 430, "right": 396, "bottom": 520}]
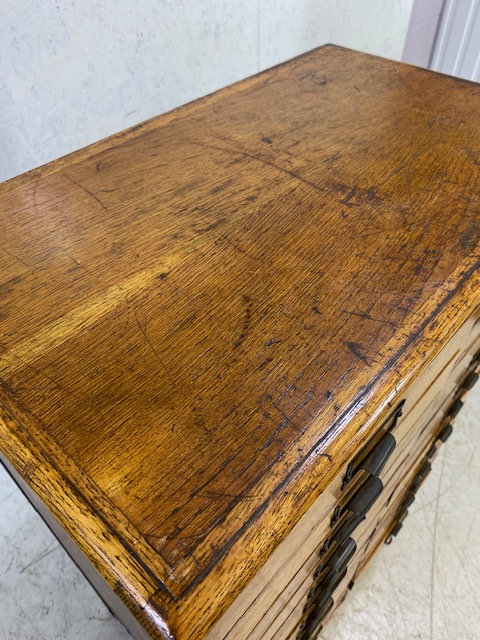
[
  {"left": 1, "top": 274, "right": 479, "bottom": 640},
  {"left": 0, "top": 44, "right": 479, "bottom": 638}
]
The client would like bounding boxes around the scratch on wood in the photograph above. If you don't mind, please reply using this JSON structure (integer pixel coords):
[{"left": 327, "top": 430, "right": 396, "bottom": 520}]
[
  {"left": 64, "top": 173, "right": 108, "bottom": 212},
  {"left": 218, "top": 233, "right": 266, "bottom": 266},
  {"left": 270, "top": 401, "right": 302, "bottom": 434},
  {"left": 192, "top": 137, "right": 328, "bottom": 198},
  {"left": 340, "top": 308, "right": 397, "bottom": 329},
  {"left": 134, "top": 310, "right": 175, "bottom": 385},
  {"left": 60, "top": 248, "right": 95, "bottom": 277},
  {"left": 3, "top": 250, "right": 32, "bottom": 271}
]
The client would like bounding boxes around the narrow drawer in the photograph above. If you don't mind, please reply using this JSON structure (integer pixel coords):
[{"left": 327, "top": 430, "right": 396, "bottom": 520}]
[{"left": 205, "top": 310, "right": 480, "bottom": 640}]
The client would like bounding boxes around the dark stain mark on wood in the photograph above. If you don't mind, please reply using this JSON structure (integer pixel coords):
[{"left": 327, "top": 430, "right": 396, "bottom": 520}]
[
  {"left": 233, "top": 295, "right": 253, "bottom": 349},
  {"left": 128, "top": 123, "right": 146, "bottom": 134},
  {"left": 210, "top": 179, "right": 234, "bottom": 195},
  {"left": 346, "top": 341, "right": 371, "bottom": 367},
  {"left": 341, "top": 186, "right": 358, "bottom": 206},
  {"left": 339, "top": 184, "right": 378, "bottom": 208},
  {"left": 459, "top": 220, "right": 479, "bottom": 251},
  {"left": 22, "top": 462, "right": 37, "bottom": 481},
  {"left": 324, "top": 153, "right": 342, "bottom": 164},
  {"left": 265, "top": 338, "right": 282, "bottom": 348},
  {"left": 340, "top": 309, "right": 397, "bottom": 329},
  {"left": 0, "top": 275, "right": 23, "bottom": 298},
  {"left": 465, "top": 148, "right": 480, "bottom": 166},
  {"left": 198, "top": 219, "right": 226, "bottom": 234},
  {"left": 258, "top": 357, "right": 274, "bottom": 371},
  {"left": 299, "top": 71, "right": 327, "bottom": 86},
  {"left": 261, "top": 137, "right": 273, "bottom": 144},
  {"left": 226, "top": 405, "right": 237, "bottom": 418},
  {"left": 192, "top": 406, "right": 211, "bottom": 434}
]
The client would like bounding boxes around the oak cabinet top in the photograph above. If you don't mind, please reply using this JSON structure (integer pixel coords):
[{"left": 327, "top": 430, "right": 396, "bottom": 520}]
[{"left": 0, "top": 45, "right": 479, "bottom": 638}]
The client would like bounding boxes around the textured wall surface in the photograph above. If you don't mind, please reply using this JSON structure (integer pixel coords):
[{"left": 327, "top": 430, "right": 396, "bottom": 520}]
[{"left": 0, "top": 0, "right": 414, "bottom": 182}]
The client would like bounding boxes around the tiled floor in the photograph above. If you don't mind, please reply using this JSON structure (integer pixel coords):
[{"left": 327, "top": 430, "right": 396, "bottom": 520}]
[{"left": 1, "top": 386, "right": 479, "bottom": 640}]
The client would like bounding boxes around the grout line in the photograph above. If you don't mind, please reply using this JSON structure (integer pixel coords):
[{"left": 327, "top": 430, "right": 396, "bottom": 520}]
[{"left": 428, "top": 447, "right": 447, "bottom": 640}]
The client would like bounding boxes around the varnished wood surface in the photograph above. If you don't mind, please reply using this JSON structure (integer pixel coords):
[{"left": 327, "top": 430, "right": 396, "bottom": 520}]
[
  {"left": 0, "top": 45, "right": 479, "bottom": 638},
  {"left": 206, "top": 310, "right": 480, "bottom": 640}
]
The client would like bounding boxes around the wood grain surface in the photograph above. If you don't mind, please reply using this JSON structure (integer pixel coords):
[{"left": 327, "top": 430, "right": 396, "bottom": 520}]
[
  {"left": 0, "top": 45, "right": 479, "bottom": 638},
  {"left": 206, "top": 308, "right": 480, "bottom": 640}
]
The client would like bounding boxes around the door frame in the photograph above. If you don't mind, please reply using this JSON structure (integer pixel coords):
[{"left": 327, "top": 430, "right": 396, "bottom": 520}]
[{"left": 402, "top": 0, "right": 447, "bottom": 67}]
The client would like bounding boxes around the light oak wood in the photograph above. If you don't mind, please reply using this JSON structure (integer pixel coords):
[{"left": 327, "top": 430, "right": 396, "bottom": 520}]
[
  {"left": 208, "top": 309, "right": 480, "bottom": 640},
  {"left": 277, "top": 389, "right": 477, "bottom": 640},
  {"left": 0, "top": 45, "right": 479, "bottom": 638}
]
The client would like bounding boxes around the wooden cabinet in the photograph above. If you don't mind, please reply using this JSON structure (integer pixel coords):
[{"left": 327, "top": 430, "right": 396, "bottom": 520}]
[{"left": 0, "top": 45, "right": 479, "bottom": 639}]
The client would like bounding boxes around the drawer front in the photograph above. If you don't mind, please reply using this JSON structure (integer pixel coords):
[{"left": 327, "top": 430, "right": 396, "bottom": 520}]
[
  {"left": 385, "top": 351, "right": 480, "bottom": 545},
  {"left": 292, "top": 347, "right": 480, "bottom": 640},
  {"left": 205, "top": 312, "right": 480, "bottom": 640}
]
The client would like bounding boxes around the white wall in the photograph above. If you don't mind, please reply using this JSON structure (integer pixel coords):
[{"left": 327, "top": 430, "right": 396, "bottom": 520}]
[{"left": 0, "top": 0, "right": 414, "bottom": 182}]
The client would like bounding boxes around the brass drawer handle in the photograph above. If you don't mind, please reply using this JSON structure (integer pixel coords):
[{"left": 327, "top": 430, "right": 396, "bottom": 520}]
[
  {"left": 437, "top": 423, "right": 453, "bottom": 443},
  {"left": 395, "top": 506, "right": 409, "bottom": 525},
  {"left": 387, "top": 404, "right": 459, "bottom": 548},
  {"left": 316, "top": 536, "right": 356, "bottom": 575},
  {"left": 342, "top": 402, "right": 404, "bottom": 489},
  {"left": 343, "top": 474, "right": 384, "bottom": 518},
  {"left": 305, "top": 538, "right": 356, "bottom": 636},
  {"left": 358, "top": 432, "right": 396, "bottom": 478},
  {"left": 385, "top": 521, "right": 403, "bottom": 544},
  {"left": 448, "top": 398, "right": 463, "bottom": 419},
  {"left": 410, "top": 461, "right": 431, "bottom": 492},
  {"left": 301, "top": 596, "right": 334, "bottom": 639},
  {"left": 463, "top": 370, "right": 479, "bottom": 391},
  {"left": 403, "top": 491, "right": 416, "bottom": 508},
  {"left": 313, "top": 565, "right": 347, "bottom": 602},
  {"left": 309, "top": 567, "right": 347, "bottom": 605},
  {"left": 329, "top": 513, "right": 365, "bottom": 548},
  {"left": 385, "top": 507, "right": 409, "bottom": 544},
  {"left": 308, "top": 565, "right": 347, "bottom": 606},
  {"left": 425, "top": 443, "right": 437, "bottom": 459}
]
